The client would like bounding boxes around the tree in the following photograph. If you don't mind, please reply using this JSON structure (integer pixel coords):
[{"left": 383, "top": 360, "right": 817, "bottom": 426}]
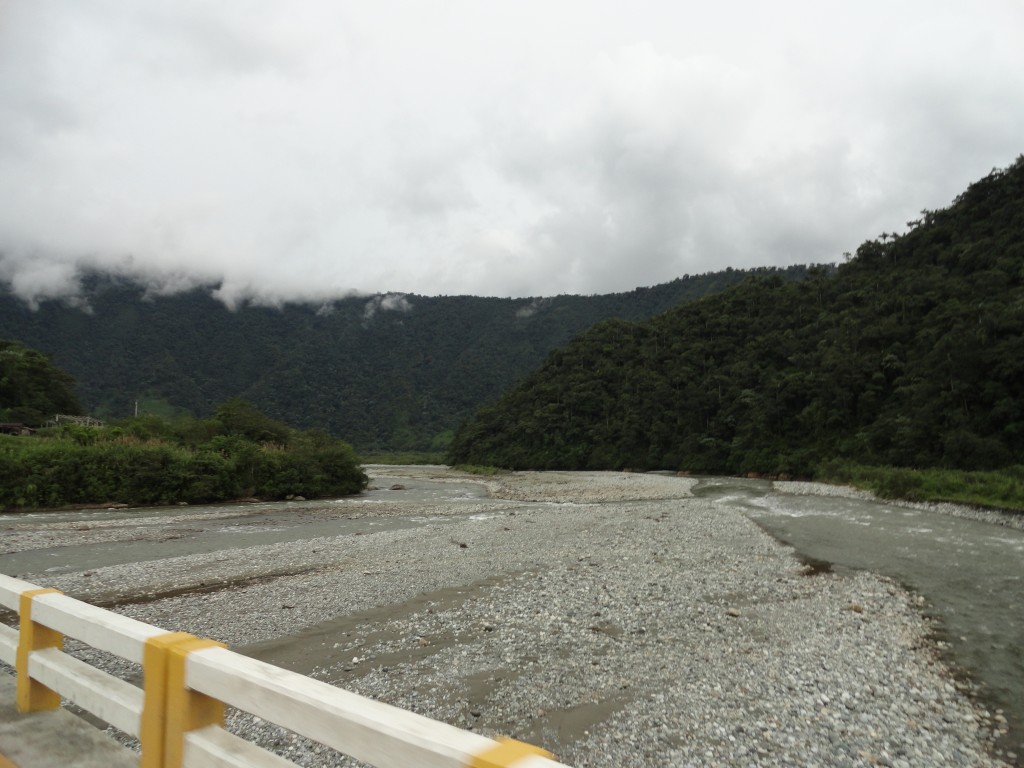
[
  {"left": 212, "top": 397, "right": 291, "bottom": 444},
  {"left": 0, "top": 339, "right": 82, "bottom": 425}
]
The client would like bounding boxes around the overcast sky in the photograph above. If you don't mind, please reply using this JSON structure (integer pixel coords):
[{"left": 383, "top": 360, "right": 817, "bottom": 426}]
[{"left": 1, "top": 1, "right": 1022, "bottom": 307}]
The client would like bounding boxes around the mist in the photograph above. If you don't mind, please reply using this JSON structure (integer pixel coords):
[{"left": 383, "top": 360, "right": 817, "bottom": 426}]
[{"left": 1, "top": 1, "right": 1022, "bottom": 307}]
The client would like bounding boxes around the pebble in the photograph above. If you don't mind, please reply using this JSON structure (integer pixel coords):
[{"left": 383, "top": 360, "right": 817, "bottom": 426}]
[{"left": 5, "top": 468, "right": 1010, "bottom": 767}]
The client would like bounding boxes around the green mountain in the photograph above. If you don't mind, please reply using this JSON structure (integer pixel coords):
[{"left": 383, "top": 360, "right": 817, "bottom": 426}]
[
  {"left": 0, "top": 266, "right": 814, "bottom": 450},
  {"left": 448, "top": 158, "right": 1024, "bottom": 474}
]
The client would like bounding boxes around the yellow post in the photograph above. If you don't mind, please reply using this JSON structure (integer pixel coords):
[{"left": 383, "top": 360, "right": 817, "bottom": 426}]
[
  {"left": 15, "top": 588, "right": 63, "bottom": 712},
  {"left": 164, "top": 637, "right": 226, "bottom": 768},
  {"left": 468, "top": 736, "right": 554, "bottom": 768},
  {"left": 140, "top": 632, "right": 195, "bottom": 768}
]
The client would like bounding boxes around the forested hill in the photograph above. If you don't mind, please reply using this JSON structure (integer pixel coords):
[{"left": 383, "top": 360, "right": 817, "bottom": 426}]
[
  {"left": 448, "top": 158, "right": 1024, "bottom": 475},
  {"left": 0, "top": 265, "right": 813, "bottom": 450}
]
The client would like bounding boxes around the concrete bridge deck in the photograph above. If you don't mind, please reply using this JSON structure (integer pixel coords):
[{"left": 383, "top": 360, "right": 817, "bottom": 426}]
[{"left": 0, "top": 673, "right": 136, "bottom": 768}]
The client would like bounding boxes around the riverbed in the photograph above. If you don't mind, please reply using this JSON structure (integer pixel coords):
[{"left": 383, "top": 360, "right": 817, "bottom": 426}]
[
  {"left": 0, "top": 467, "right": 1018, "bottom": 766},
  {"left": 696, "top": 476, "right": 1023, "bottom": 763}
]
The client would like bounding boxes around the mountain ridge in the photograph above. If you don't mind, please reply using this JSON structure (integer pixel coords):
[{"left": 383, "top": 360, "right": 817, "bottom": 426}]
[
  {"left": 448, "top": 157, "right": 1024, "bottom": 473},
  {"left": 0, "top": 265, "right": 817, "bottom": 450}
]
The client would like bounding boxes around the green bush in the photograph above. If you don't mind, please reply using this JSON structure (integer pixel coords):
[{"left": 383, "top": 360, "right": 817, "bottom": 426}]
[
  {"left": 815, "top": 460, "right": 1024, "bottom": 511},
  {"left": 0, "top": 402, "right": 368, "bottom": 510},
  {"left": 873, "top": 469, "right": 924, "bottom": 501}
]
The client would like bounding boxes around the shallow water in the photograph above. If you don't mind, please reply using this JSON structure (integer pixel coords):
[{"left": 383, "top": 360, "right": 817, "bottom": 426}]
[{"left": 693, "top": 476, "right": 1024, "bottom": 760}]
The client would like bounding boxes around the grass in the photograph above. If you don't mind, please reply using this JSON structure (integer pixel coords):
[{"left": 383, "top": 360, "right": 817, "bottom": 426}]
[{"left": 815, "top": 461, "right": 1024, "bottom": 513}]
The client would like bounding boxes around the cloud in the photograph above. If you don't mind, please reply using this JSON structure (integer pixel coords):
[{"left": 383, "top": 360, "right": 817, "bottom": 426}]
[
  {"left": 362, "top": 293, "right": 412, "bottom": 324},
  {"left": 516, "top": 297, "right": 551, "bottom": 319},
  {"left": 1, "top": 1, "right": 1022, "bottom": 306}
]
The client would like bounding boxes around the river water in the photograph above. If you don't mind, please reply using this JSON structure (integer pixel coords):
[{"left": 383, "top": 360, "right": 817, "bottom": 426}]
[{"left": 692, "top": 476, "right": 1024, "bottom": 760}]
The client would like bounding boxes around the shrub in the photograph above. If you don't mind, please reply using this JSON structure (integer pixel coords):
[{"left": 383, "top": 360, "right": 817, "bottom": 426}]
[{"left": 0, "top": 405, "right": 367, "bottom": 509}]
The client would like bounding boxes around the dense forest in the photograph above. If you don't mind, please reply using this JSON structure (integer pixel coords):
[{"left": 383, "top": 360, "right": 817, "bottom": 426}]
[
  {"left": 0, "top": 265, "right": 814, "bottom": 450},
  {"left": 448, "top": 157, "right": 1024, "bottom": 476}
]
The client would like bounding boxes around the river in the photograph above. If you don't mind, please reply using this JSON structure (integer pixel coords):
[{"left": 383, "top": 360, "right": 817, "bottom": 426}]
[{"left": 2, "top": 471, "right": 1021, "bottom": 761}]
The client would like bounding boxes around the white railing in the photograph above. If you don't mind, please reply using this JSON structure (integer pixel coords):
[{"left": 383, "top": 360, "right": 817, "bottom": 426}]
[{"left": 1, "top": 573, "right": 569, "bottom": 768}]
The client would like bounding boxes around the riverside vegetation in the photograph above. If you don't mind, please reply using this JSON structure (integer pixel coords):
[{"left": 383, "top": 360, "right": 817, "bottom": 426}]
[
  {"left": 0, "top": 394, "right": 367, "bottom": 509},
  {"left": 815, "top": 462, "right": 1024, "bottom": 513},
  {"left": 448, "top": 157, "right": 1024, "bottom": 502}
]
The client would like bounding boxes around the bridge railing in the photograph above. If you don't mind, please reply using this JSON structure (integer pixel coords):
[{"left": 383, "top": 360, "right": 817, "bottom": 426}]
[{"left": 1, "top": 573, "right": 568, "bottom": 768}]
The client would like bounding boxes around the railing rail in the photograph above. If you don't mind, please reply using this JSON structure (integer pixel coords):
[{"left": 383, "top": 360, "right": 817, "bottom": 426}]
[{"left": 1, "top": 573, "right": 568, "bottom": 768}]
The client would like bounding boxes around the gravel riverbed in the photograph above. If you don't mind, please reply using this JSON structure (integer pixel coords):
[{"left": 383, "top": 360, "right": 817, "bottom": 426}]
[{"left": 2, "top": 467, "right": 1012, "bottom": 767}]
